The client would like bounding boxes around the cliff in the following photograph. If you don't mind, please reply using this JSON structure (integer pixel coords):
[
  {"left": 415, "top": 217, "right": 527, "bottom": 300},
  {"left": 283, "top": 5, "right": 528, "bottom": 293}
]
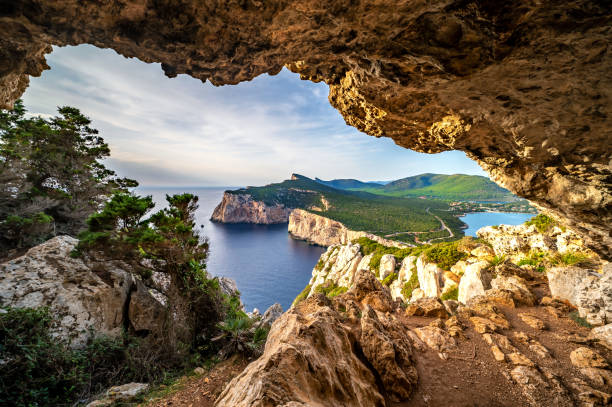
[
  {"left": 211, "top": 192, "right": 292, "bottom": 224},
  {"left": 288, "top": 209, "right": 410, "bottom": 248}
]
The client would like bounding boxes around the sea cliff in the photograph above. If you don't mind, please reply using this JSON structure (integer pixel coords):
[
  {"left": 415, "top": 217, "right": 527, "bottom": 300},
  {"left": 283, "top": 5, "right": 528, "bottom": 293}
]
[
  {"left": 210, "top": 192, "right": 292, "bottom": 224},
  {"left": 288, "top": 208, "right": 410, "bottom": 248}
]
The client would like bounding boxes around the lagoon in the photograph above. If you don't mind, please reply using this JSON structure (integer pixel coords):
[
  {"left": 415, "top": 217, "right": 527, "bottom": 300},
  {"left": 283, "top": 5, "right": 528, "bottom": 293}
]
[{"left": 460, "top": 212, "right": 534, "bottom": 237}]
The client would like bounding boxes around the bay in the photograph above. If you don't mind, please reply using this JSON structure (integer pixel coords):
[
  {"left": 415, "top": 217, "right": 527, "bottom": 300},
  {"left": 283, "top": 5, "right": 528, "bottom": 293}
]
[
  {"left": 460, "top": 212, "right": 534, "bottom": 237},
  {"left": 136, "top": 187, "right": 324, "bottom": 312}
]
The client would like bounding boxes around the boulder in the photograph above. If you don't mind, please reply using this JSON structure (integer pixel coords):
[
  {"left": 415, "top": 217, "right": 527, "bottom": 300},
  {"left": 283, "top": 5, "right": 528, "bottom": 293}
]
[
  {"left": 0, "top": 236, "right": 133, "bottom": 346},
  {"left": 471, "top": 245, "right": 495, "bottom": 259},
  {"left": 457, "top": 260, "right": 491, "bottom": 304},
  {"left": 547, "top": 266, "right": 593, "bottom": 305},
  {"left": 216, "top": 294, "right": 414, "bottom": 406},
  {"left": 574, "top": 266, "right": 612, "bottom": 326},
  {"left": 569, "top": 347, "right": 609, "bottom": 369},
  {"left": 416, "top": 256, "right": 443, "bottom": 298},
  {"left": 360, "top": 306, "right": 418, "bottom": 402},
  {"left": 549, "top": 265, "right": 611, "bottom": 326},
  {"left": 128, "top": 279, "right": 168, "bottom": 337},
  {"left": 86, "top": 382, "right": 149, "bottom": 407},
  {"left": 410, "top": 288, "right": 425, "bottom": 302},
  {"left": 258, "top": 303, "right": 283, "bottom": 328},
  {"left": 491, "top": 274, "right": 535, "bottom": 306},
  {"left": 405, "top": 297, "right": 448, "bottom": 319},
  {"left": 589, "top": 324, "right": 612, "bottom": 350},
  {"left": 378, "top": 254, "right": 396, "bottom": 280}
]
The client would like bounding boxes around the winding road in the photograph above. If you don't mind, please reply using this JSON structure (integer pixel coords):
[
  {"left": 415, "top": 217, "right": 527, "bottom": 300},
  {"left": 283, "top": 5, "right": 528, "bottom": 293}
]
[{"left": 383, "top": 207, "right": 454, "bottom": 244}]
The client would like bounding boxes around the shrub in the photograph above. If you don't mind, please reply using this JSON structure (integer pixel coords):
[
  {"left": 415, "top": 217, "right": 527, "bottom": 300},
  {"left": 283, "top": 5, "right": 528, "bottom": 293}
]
[
  {"left": 313, "top": 280, "right": 347, "bottom": 298},
  {"left": 550, "top": 251, "right": 595, "bottom": 268},
  {"left": 517, "top": 251, "right": 547, "bottom": 267},
  {"left": 382, "top": 272, "right": 398, "bottom": 286},
  {"left": 292, "top": 284, "right": 311, "bottom": 306},
  {"left": 401, "top": 271, "right": 420, "bottom": 300},
  {"left": 488, "top": 255, "right": 506, "bottom": 267},
  {"left": 441, "top": 286, "right": 458, "bottom": 301},
  {"left": 525, "top": 214, "right": 556, "bottom": 233},
  {"left": 314, "top": 258, "right": 325, "bottom": 271},
  {"left": 0, "top": 306, "right": 180, "bottom": 407},
  {"left": 569, "top": 311, "right": 592, "bottom": 328},
  {"left": 422, "top": 241, "right": 466, "bottom": 270}
]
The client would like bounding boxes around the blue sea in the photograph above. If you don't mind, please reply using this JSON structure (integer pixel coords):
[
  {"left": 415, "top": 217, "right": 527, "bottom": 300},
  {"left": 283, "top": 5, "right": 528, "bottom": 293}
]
[
  {"left": 137, "top": 186, "right": 535, "bottom": 311},
  {"left": 460, "top": 212, "right": 534, "bottom": 237}
]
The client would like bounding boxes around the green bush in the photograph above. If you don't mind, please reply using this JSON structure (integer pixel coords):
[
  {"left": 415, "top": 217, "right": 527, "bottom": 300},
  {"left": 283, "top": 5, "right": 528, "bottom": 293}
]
[
  {"left": 292, "top": 284, "right": 312, "bottom": 306},
  {"left": 422, "top": 240, "right": 466, "bottom": 270},
  {"left": 517, "top": 251, "right": 547, "bottom": 266},
  {"left": 525, "top": 214, "right": 556, "bottom": 233},
  {"left": 382, "top": 272, "right": 398, "bottom": 286},
  {"left": 0, "top": 306, "right": 180, "bottom": 407},
  {"left": 569, "top": 311, "right": 592, "bottom": 328},
  {"left": 314, "top": 280, "right": 347, "bottom": 298},
  {"left": 488, "top": 255, "right": 506, "bottom": 267},
  {"left": 550, "top": 251, "right": 594, "bottom": 268},
  {"left": 401, "top": 271, "right": 420, "bottom": 300},
  {"left": 441, "top": 286, "right": 458, "bottom": 301}
]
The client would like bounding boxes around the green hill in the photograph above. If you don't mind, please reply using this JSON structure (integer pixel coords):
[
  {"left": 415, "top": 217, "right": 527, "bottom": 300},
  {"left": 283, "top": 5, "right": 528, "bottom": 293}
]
[
  {"left": 227, "top": 174, "right": 463, "bottom": 243},
  {"left": 314, "top": 177, "right": 384, "bottom": 190},
  {"left": 350, "top": 173, "right": 515, "bottom": 201}
]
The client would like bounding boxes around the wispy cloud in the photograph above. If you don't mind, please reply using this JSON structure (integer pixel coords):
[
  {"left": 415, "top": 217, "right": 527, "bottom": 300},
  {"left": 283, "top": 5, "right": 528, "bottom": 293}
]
[{"left": 22, "top": 45, "right": 486, "bottom": 186}]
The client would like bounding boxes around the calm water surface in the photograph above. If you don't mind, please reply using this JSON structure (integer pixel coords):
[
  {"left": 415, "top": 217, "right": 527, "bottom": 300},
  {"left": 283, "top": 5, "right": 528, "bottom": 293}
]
[
  {"left": 460, "top": 212, "right": 534, "bottom": 237},
  {"left": 136, "top": 187, "right": 324, "bottom": 312}
]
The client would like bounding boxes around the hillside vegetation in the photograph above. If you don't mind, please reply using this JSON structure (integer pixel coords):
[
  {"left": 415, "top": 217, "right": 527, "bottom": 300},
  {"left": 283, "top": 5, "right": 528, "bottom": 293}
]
[
  {"left": 228, "top": 174, "right": 463, "bottom": 242},
  {"left": 349, "top": 173, "right": 515, "bottom": 201}
]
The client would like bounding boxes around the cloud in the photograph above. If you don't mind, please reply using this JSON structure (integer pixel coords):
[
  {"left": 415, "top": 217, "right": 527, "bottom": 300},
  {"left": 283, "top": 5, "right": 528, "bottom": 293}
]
[{"left": 22, "top": 44, "right": 487, "bottom": 186}]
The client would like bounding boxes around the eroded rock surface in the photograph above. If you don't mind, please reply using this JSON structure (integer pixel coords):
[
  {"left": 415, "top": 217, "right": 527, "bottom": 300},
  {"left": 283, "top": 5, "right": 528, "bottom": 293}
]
[
  {"left": 211, "top": 192, "right": 291, "bottom": 224},
  {"left": 0, "top": 0, "right": 610, "bottom": 257}
]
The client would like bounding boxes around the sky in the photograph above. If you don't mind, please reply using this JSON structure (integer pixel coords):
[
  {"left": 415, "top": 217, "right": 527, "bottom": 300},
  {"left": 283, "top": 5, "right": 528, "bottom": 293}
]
[{"left": 22, "top": 45, "right": 487, "bottom": 187}]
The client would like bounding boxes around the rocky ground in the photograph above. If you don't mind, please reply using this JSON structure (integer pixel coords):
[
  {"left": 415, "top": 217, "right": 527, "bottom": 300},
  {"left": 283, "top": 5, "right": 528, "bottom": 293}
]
[{"left": 213, "top": 269, "right": 610, "bottom": 406}]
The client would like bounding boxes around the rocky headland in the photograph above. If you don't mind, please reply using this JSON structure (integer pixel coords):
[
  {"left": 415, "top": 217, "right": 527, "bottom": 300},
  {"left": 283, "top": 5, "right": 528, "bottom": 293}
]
[
  {"left": 211, "top": 192, "right": 292, "bottom": 224},
  {"left": 288, "top": 209, "right": 410, "bottom": 248}
]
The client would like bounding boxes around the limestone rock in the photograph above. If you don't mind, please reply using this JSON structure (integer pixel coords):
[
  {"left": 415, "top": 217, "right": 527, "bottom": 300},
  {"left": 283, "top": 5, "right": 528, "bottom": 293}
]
[
  {"left": 547, "top": 266, "right": 594, "bottom": 305},
  {"left": 87, "top": 382, "right": 149, "bottom": 407},
  {"left": 289, "top": 209, "right": 410, "bottom": 248},
  {"left": 580, "top": 367, "right": 612, "bottom": 388},
  {"left": 410, "top": 288, "right": 425, "bottom": 302},
  {"left": 389, "top": 256, "right": 416, "bottom": 301},
  {"left": 574, "top": 267, "right": 612, "bottom": 326},
  {"left": 360, "top": 306, "right": 418, "bottom": 402},
  {"left": 413, "top": 325, "right": 456, "bottom": 354},
  {"left": 416, "top": 256, "right": 443, "bottom": 298},
  {"left": 378, "top": 254, "right": 396, "bottom": 280},
  {"left": 570, "top": 347, "right": 609, "bottom": 369},
  {"left": 128, "top": 278, "right": 168, "bottom": 337},
  {"left": 405, "top": 297, "right": 448, "bottom": 319},
  {"left": 519, "top": 313, "right": 546, "bottom": 330},
  {"left": 1, "top": 0, "right": 612, "bottom": 259},
  {"left": 589, "top": 324, "right": 612, "bottom": 350},
  {"left": 211, "top": 192, "right": 291, "bottom": 224},
  {"left": 457, "top": 260, "right": 491, "bottom": 304},
  {"left": 0, "top": 236, "right": 132, "bottom": 346},
  {"left": 258, "top": 303, "right": 283, "bottom": 328},
  {"left": 216, "top": 295, "right": 399, "bottom": 406},
  {"left": 490, "top": 274, "right": 535, "bottom": 306},
  {"left": 471, "top": 245, "right": 495, "bottom": 259}
]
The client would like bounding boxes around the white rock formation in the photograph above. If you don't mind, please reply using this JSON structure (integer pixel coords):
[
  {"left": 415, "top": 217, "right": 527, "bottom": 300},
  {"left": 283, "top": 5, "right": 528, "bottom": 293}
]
[
  {"left": 379, "top": 254, "right": 396, "bottom": 280},
  {"left": 416, "top": 256, "right": 443, "bottom": 298},
  {"left": 288, "top": 209, "right": 411, "bottom": 248},
  {"left": 457, "top": 260, "right": 491, "bottom": 304}
]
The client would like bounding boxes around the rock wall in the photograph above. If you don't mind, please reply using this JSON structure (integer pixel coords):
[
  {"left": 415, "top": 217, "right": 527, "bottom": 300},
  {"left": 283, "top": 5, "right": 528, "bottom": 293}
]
[
  {"left": 211, "top": 192, "right": 292, "bottom": 224},
  {"left": 0, "top": 1, "right": 610, "bottom": 258},
  {"left": 288, "top": 208, "right": 410, "bottom": 248}
]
